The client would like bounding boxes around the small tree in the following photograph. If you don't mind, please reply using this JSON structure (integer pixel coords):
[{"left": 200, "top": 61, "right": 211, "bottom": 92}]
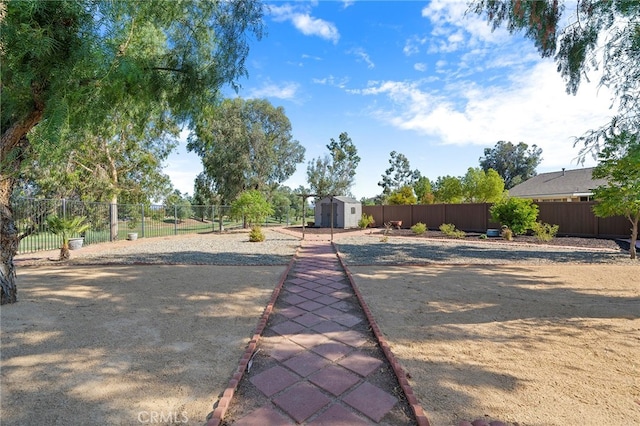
[
  {"left": 592, "top": 131, "right": 640, "bottom": 260},
  {"left": 47, "top": 215, "right": 91, "bottom": 260},
  {"left": 230, "top": 190, "right": 274, "bottom": 228},
  {"left": 387, "top": 185, "right": 417, "bottom": 205},
  {"left": 490, "top": 197, "right": 539, "bottom": 235}
]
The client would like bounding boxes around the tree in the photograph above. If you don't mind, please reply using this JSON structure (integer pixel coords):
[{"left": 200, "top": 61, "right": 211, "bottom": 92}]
[
  {"left": 592, "top": 131, "right": 640, "bottom": 259},
  {"left": 490, "top": 197, "right": 539, "bottom": 235},
  {"left": 414, "top": 176, "right": 435, "bottom": 204},
  {"left": 387, "top": 186, "right": 417, "bottom": 205},
  {"left": 471, "top": 0, "right": 640, "bottom": 156},
  {"left": 188, "top": 98, "right": 305, "bottom": 204},
  {"left": 433, "top": 176, "right": 464, "bottom": 204},
  {"left": 479, "top": 141, "right": 542, "bottom": 189},
  {"left": 1, "top": 0, "right": 264, "bottom": 304},
  {"left": 230, "top": 190, "right": 274, "bottom": 227},
  {"left": 462, "top": 167, "right": 506, "bottom": 203},
  {"left": 378, "top": 151, "right": 421, "bottom": 195},
  {"left": 307, "top": 132, "right": 360, "bottom": 197},
  {"left": 164, "top": 190, "right": 193, "bottom": 223}
]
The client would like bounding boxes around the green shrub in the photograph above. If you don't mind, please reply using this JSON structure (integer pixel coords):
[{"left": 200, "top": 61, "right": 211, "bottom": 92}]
[
  {"left": 531, "top": 221, "right": 559, "bottom": 242},
  {"left": 249, "top": 226, "right": 265, "bottom": 242},
  {"left": 490, "top": 197, "right": 539, "bottom": 235},
  {"left": 479, "top": 233, "right": 488, "bottom": 239},
  {"left": 411, "top": 222, "right": 427, "bottom": 235},
  {"left": 439, "top": 223, "right": 466, "bottom": 238},
  {"left": 358, "top": 213, "right": 374, "bottom": 229}
]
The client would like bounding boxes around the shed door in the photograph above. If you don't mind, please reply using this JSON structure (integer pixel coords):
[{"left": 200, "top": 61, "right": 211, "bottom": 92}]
[{"left": 321, "top": 203, "right": 338, "bottom": 227}]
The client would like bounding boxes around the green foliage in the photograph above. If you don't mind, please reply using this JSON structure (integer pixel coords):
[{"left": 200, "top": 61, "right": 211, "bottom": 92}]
[
  {"left": 387, "top": 185, "right": 417, "bottom": 205},
  {"left": 592, "top": 130, "right": 640, "bottom": 259},
  {"left": 490, "top": 197, "right": 539, "bottom": 235},
  {"left": 531, "top": 222, "right": 559, "bottom": 242},
  {"left": 47, "top": 215, "right": 91, "bottom": 245},
  {"left": 433, "top": 176, "right": 464, "bottom": 204},
  {"left": 249, "top": 226, "right": 266, "bottom": 242},
  {"left": 230, "top": 190, "right": 274, "bottom": 227},
  {"left": 307, "top": 132, "right": 360, "bottom": 197},
  {"left": 414, "top": 176, "right": 435, "bottom": 204},
  {"left": 462, "top": 167, "right": 506, "bottom": 202},
  {"left": 358, "top": 213, "right": 375, "bottom": 229},
  {"left": 479, "top": 233, "right": 488, "bottom": 239},
  {"left": 439, "top": 223, "right": 466, "bottom": 238},
  {"left": 479, "top": 141, "right": 542, "bottom": 189},
  {"left": 411, "top": 222, "right": 427, "bottom": 235},
  {"left": 378, "top": 151, "right": 421, "bottom": 195},
  {"left": 164, "top": 190, "right": 193, "bottom": 221}
]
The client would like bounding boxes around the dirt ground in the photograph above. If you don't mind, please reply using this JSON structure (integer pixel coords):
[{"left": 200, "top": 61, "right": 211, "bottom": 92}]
[
  {"left": 348, "top": 264, "right": 640, "bottom": 426},
  {"left": 0, "top": 264, "right": 286, "bottom": 425},
  {"left": 3, "top": 230, "right": 639, "bottom": 426}
]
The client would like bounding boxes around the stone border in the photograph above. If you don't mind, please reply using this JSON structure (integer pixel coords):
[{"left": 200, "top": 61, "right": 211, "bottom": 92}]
[
  {"left": 334, "top": 242, "right": 432, "bottom": 426},
  {"left": 205, "top": 248, "right": 299, "bottom": 426}
]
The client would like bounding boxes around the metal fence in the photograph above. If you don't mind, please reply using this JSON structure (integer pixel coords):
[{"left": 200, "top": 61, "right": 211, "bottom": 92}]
[
  {"left": 363, "top": 202, "right": 635, "bottom": 239},
  {"left": 13, "top": 198, "right": 304, "bottom": 254}
]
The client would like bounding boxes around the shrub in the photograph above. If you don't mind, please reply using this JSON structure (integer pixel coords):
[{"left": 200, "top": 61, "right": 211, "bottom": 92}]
[
  {"left": 479, "top": 233, "right": 488, "bottom": 239},
  {"left": 501, "top": 226, "right": 513, "bottom": 241},
  {"left": 358, "top": 213, "right": 374, "bottom": 229},
  {"left": 531, "top": 221, "right": 559, "bottom": 242},
  {"left": 490, "top": 197, "right": 539, "bottom": 235},
  {"left": 411, "top": 222, "right": 427, "bottom": 235},
  {"left": 249, "top": 226, "right": 265, "bottom": 242},
  {"left": 439, "top": 223, "right": 466, "bottom": 238}
]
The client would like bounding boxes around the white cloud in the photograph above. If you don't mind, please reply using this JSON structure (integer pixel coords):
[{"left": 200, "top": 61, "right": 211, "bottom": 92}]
[
  {"left": 354, "top": 61, "right": 614, "bottom": 170},
  {"left": 312, "top": 75, "right": 350, "bottom": 89},
  {"left": 414, "top": 63, "right": 427, "bottom": 72},
  {"left": 268, "top": 3, "right": 340, "bottom": 44},
  {"left": 247, "top": 81, "right": 300, "bottom": 100},
  {"left": 348, "top": 47, "right": 375, "bottom": 69},
  {"left": 403, "top": 35, "right": 428, "bottom": 56}
]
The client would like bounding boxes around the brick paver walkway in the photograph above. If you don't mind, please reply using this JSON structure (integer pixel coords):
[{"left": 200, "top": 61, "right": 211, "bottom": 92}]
[{"left": 209, "top": 241, "right": 427, "bottom": 425}]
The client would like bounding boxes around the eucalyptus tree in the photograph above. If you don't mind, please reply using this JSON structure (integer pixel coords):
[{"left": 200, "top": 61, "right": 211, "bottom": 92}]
[
  {"left": 307, "top": 132, "right": 361, "bottom": 197},
  {"left": 188, "top": 98, "right": 305, "bottom": 204},
  {"left": 1, "top": 0, "right": 264, "bottom": 304},
  {"left": 472, "top": 0, "right": 640, "bottom": 157},
  {"left": 479, "top": 141, "right": 542, "bottom": 189},
  {"left": 378, "top": 151, "right": 421, "bottom": 195}
]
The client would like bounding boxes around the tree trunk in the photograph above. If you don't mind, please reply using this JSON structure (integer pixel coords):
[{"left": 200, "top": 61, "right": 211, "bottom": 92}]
[
  {"left": 1, "top": 109, "right": 43, "bottom": 304},
  {"left": 109, "top": 196, "right": 119, "bottom": 241}
]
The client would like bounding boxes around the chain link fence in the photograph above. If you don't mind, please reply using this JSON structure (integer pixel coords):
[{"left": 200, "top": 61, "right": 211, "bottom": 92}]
[{"left": 12, "top": 198, "right": 306, "bottom": 254}]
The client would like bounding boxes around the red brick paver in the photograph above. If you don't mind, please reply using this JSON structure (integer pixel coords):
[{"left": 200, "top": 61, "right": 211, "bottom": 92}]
[{"left": 208, "top": 241, "right": 428, "bottom": 425}]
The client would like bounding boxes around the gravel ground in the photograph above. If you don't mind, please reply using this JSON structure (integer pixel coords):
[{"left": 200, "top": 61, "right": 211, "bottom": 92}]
[
  {"left": 15, "top": 227, "right": 636, "bottom": 267},
  {"left": 15, "top": 229, "right": 300, "bottom": 266}
]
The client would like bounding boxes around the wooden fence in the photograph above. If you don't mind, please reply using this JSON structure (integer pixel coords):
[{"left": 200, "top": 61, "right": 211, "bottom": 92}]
[{"left": 363, "top": 202, "right": 635, "bottom": 239}]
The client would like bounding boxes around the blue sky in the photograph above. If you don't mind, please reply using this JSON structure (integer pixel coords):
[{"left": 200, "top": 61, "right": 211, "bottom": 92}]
[{"left": 165, "top": 0, "right": 614, "bottom": 200}]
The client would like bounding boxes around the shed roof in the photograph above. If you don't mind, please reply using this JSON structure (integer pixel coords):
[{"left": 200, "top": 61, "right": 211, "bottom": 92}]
[
  {"left": 509, "top": 167, "right": 608, "bottom": 198},
  {"left": 318, "top": 196, "right": 360, "bottom": 204}
]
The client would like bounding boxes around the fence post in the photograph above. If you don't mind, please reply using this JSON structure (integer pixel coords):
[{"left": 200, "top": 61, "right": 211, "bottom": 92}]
[
  {"left": 62, "top": 198, "right": 67, "bottom": 219},
  {"left": 174, "top": 205, "right": 178, "bottom": 235},
  {"left": 212, "top": 205, "right": 215, "bottom": 232},
  {"left": 141, "top": 204, "right": 145, "bottom": 238}
]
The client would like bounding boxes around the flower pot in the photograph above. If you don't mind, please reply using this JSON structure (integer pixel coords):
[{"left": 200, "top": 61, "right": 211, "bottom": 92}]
[
  {"left": 68, "top": 238, "right": 84, "bottom": 250},
  {"left": 486, "top": 228, "right": 500, "bottom": 237},
  {"left": 127, "top": 232, "right": 138, "bottom": 241}
]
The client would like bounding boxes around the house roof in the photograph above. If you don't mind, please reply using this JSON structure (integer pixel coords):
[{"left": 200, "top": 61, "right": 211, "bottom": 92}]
[{"left": 508, "top": 167, "right": 608, "bottom": 198}]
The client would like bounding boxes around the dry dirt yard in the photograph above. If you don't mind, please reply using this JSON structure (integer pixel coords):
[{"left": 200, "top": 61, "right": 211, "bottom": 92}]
[
  {"left": 348, "top": 263, "right": 640, "bottom": 426},
  {"left": 2, "top": 231, "right": 294, "bottom": 426},
  {"left": 3, "top": 229, "right": 639, "bottom": 426}
]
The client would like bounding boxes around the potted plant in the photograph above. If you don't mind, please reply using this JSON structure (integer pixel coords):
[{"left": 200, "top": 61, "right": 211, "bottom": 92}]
[{"left": 47, "top": 215, "right": 91, "bottom": 260}]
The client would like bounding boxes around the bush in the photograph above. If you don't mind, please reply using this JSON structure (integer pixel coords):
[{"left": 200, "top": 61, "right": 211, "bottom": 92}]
[
  {"left": 531, "top": 221, "right": 559, "bottom": 242},
  {"left": 249, "top": 226, "right": 265, "bottom": 242},
  {"left": 439, "top": 223, "right": 466, "bottom": 238},
  {"left": 358, "top": 213, "right": 374, "bottom": 229},
  {"left": 490, "top": 197, "right": 539, "bottom": 235},
  {"left": 501, "top": 226, "right": 513, "bottom": 241},
  {"left": 411, "top": 222, "right": 427, "bottom": 235}
]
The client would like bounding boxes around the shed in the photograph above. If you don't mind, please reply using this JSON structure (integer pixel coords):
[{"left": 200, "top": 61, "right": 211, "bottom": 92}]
[{"left": 314, "top": 196, "right": 361, "bottom": 229}]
